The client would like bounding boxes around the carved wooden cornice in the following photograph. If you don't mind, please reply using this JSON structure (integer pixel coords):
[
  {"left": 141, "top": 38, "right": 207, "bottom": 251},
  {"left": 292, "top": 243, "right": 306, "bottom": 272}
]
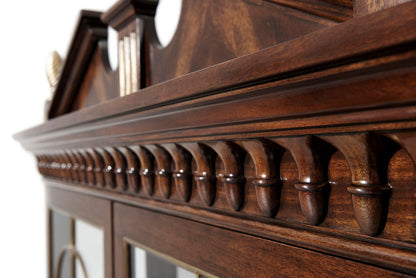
[
  {"left": 35, "top": 130, "right": 416, "bottom": 273},
  {"left": 36, "top": 132, "right": 412, "bottom": 237}
]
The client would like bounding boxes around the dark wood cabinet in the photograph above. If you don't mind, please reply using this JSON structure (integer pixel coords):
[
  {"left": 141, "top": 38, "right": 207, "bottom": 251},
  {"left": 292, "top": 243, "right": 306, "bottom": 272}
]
[{"left": 15, "top": 0, "right": 416, "bottom": 277}]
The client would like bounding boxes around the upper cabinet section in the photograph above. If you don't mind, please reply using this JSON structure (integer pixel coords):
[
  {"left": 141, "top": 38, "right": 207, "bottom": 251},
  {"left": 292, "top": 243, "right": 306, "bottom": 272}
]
[
  {"left": 46, "top": 0, "right": 411, "bottom": 119},
  {"left": 47, "top": 0, "right": 354, "bottom": 119}
]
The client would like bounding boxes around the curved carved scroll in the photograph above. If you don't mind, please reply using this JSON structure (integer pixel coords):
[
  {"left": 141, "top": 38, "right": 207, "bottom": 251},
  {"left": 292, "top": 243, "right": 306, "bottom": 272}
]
[
  {"left": 105, "top": 147, "right": 128, "bottom": 192},
  {"left": 74, "top": 151, "right": 87, "bottom": 184},
  {"left": 322, "top": 133, "right": 398, "bottom": 236},
  {"left": 80, "top": 149, "right": 96, "bottom": 186},
  {"left": 66, "top": 151, "right": 80, "bottom": 183},
  {"left": 95, "top": 148, "right": 116, "bottom": 189},
  {"left": 145, "top": 145, "right": 172, "bottom": 198},
  {"left": 387, "top": 132, "right": 416, "bottom": 167},
  {"left": 36, "top": 154, "right": 46, "bottom": 176},
  {"left": 88, "top": 148, "right": 105, "bottom": 187},
  {"left": 128, "top": 145, "right": 155, "bottom": 196},
  {"left": 161, "top": 144, "right": 193, "bottom": 202},
  {"left": 54, "top": 153, "right": 67, "bottom": 181},
  {"left": 206, "top": 141, "right": 245, "bottom": 211},
  {"left": 273, "top": 136, "right": 333, "bottom": 225},
  {"left": 181, "top": 142, "right": 216, "bottom": 206},
  {"left": 118, "top": 147, "right": 141, "bottom": 193},
  {"left": 41, "top": 154, "right": 53, "bottom": 178},
  {"left": 237, "top": 139, "right": 283, "bottom": 217}
]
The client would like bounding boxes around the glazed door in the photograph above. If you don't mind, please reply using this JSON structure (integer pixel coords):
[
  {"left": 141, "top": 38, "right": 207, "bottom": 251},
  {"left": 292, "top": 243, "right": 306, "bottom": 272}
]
[{"left": 46, "top": 185, "right": 113, "bottom": 278}]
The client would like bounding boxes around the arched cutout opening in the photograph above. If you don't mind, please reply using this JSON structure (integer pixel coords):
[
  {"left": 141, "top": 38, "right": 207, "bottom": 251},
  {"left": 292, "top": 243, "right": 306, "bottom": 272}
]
[
  {"left": 154, "top": 0, "right": 182, "bottom": 48},
  {"left": 107, "top": 26, "right": 119, "bottom": 71}
]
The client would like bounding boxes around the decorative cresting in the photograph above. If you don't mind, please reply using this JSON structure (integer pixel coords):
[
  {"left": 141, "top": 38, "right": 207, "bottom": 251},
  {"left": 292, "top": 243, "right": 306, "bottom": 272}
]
[
  {"left": 35, "top": 134, "right": 409, "bottom": 236},
  {"left": 322, "top": 133, "right": 399, "bottom": 236},
  {"left": 273, "top": 136, "right": 334, "bottom": 225}
]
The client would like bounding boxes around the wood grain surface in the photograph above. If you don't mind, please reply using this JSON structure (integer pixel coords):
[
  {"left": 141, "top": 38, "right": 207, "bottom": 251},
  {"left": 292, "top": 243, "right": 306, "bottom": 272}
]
[{"left": 16, "top": 0, "right": 416, "bottom": 277}]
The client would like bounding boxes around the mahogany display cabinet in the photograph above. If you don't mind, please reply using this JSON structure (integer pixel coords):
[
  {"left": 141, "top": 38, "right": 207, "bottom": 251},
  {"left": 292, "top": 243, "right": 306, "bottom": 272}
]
[{"left": 15, "top": 0, "right": 416, "bottom": 277}]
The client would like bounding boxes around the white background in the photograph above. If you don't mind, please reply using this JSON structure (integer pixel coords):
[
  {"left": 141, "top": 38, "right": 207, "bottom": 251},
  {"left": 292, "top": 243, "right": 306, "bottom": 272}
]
[{"left": 0, "top": 0, "right": 180, "bottom": 276}]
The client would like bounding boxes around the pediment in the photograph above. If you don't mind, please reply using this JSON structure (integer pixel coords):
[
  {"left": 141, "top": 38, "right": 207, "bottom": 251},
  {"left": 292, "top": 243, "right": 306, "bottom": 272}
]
[{"left": 47, "top": 0, "right": 352, "bottom": 119}]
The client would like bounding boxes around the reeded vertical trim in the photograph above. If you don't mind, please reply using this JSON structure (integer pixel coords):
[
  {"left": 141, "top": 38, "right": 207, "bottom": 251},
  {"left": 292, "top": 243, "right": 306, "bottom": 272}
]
[
  {"left": 123, "top": 36, "right": 132, "bottom": 95},
  {"left": 118, "top": 39, "right": 126, "bottom": 97},
  {"left": 130, "top": 31, "right": 139, "bottom": 92}
]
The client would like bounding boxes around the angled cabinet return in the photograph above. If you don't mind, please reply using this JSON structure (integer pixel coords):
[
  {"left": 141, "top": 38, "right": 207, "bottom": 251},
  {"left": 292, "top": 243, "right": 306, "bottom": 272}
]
[{"left": 15, "top": 0, "right": 416, "bottom": 277}]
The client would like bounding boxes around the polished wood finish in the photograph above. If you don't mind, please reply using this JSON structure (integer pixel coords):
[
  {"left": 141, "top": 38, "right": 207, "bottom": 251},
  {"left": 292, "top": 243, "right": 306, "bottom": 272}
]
[
  {"left": 15, "top": 0, "right": 416, "bottom": 277},
  {"left": 114, "top": 202, "right": 410, "bottom": 277}
]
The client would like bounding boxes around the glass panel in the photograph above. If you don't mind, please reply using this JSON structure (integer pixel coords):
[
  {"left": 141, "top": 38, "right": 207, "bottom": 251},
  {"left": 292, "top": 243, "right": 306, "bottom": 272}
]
[
  {"left": 130, "top": 245, "right": 200, "bottom": 278},
  {"left": 75, "top": 219, "right": 104, "bottom": 278},
  {"left": 146, "top": 252, "right": 176, "bottom": 278},
  {"left": 51, "top": 210, "right": 71, "bottom": 278},
  {"left": 176, "top": 267, "right": 195, "bottom": 278},
  {"left": 50, "top": 210, "right": 104, "bottom": 278},
  {"left": 131, "top": 247, "right": 147, "bottom": 278}
]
